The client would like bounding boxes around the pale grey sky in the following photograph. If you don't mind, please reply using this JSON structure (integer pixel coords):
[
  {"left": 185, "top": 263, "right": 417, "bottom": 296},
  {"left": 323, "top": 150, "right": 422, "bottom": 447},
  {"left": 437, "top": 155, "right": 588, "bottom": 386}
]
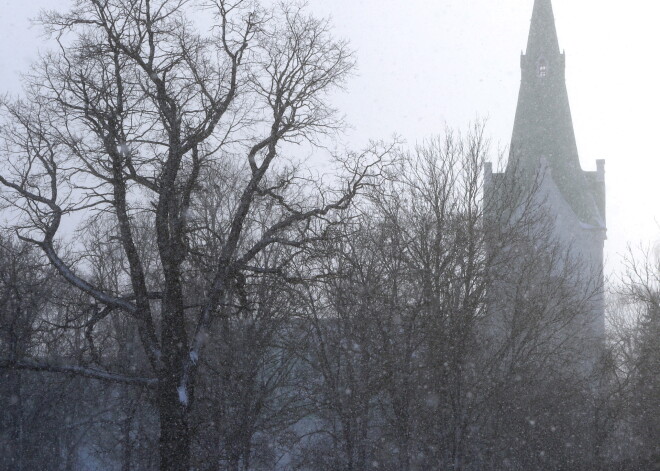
[{"left": 0, "top": 0, "right": 658, "bottom": 276}]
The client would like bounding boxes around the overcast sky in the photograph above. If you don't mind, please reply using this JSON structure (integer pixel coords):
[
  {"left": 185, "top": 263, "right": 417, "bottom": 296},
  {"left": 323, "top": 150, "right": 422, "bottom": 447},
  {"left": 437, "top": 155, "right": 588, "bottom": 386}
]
[{"left": 0, "top": 0, "right": 658, "bottom": 276}]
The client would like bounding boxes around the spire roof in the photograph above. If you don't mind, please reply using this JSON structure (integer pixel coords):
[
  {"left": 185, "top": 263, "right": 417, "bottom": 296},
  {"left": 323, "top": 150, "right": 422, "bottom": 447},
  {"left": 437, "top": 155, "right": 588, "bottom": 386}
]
[
  {"left": 526, "top": 0, "right": 560, "bottom": 58},
  {"left": 507, "top": 0, "right": 603, "bottom": 226}
]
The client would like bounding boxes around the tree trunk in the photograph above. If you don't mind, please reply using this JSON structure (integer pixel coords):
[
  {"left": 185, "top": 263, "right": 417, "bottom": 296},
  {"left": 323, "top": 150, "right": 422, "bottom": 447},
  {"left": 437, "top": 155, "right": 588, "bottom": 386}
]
[
  {"left": 7, "top": 370, "right": 24, "bottom": 471},
  {"left": 158, "top": 380, "right": 191, "bottom": 471},
  {"left": 121, "top": 395, "right": 133, "bottom": 471},
  {"left": 158, "top": 262, "right": 192, "bottom": 471}
]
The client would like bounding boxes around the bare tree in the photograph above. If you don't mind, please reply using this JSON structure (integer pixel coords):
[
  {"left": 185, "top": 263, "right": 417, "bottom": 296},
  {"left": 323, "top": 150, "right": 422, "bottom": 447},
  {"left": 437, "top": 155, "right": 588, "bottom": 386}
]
[
  {"left": 609, "top": 247, "right": 660, "bottom": 468},
  {"left": 0, "top": 1, "right": 388, "bottom": 469},
  {"left": 0, "top": 236, "right": 53, "bottom": 469},
  {"left": 293, "top": 124, "right": 610, "bottom": 471},
  {"left": 299, "top": 216, "right": 389, "bottom": 471}
]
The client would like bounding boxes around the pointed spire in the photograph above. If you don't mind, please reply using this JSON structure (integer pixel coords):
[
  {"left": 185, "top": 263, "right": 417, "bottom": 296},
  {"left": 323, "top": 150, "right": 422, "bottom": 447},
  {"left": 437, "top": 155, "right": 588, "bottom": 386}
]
[
  {"left": 526, "top": 0, "right": 560, "bottom": 58},
  {"left": 507, "top": 0, "right": 603, "bottom": 225}
]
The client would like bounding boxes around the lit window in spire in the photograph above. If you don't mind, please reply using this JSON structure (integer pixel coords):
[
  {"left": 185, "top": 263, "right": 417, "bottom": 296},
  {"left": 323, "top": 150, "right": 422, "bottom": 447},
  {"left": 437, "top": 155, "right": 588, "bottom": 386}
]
[{"left": 537, "top": 58, "right": 548, "bottom": 78}]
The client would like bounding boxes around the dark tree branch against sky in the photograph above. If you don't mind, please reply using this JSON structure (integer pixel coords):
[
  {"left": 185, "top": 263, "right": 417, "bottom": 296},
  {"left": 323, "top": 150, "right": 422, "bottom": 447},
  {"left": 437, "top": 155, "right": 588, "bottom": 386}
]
[
  {"left": 0, "top": 1, "right": 658, "bottom": 470},
  {"left": 2, "top": 0, "right": 657, "bottom": 273},
  {"left": 0, "top": 1, "right": 389, "bottom": 469}
]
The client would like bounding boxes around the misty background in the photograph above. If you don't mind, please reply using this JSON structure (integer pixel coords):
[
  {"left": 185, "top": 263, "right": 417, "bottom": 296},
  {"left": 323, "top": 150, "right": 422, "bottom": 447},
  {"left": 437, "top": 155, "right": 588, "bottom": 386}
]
[
  {"left": 0, "top": 1, "right": 657, "bottom": 469},
  {"left": 0, "top": 0, "right": 658, "bottom": 272}
]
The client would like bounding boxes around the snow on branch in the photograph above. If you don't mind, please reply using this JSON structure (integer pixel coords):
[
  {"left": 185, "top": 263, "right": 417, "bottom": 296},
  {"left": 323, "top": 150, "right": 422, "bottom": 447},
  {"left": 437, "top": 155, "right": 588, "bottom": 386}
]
[{"left": 0, "top": 358, "right": 157, "bottom": 388}]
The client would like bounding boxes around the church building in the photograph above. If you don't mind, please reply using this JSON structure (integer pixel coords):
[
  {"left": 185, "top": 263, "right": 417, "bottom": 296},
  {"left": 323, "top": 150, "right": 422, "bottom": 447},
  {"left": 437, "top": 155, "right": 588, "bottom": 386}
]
[{"left": 485, "top": 0, "right": 607, "bottom": 345}]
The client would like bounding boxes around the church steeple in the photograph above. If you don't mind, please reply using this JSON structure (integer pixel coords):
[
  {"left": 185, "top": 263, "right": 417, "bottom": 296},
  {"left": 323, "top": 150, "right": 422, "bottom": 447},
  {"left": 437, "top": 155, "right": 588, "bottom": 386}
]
[
  {"left": 526, "top": 0, "right": 560, "bottom": 59},
  {"left": 486, "top": 0, "right": 607, "bottom": 365},
  {"left": 507, "top": 0, "right": 602, "bottom": 226}
]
